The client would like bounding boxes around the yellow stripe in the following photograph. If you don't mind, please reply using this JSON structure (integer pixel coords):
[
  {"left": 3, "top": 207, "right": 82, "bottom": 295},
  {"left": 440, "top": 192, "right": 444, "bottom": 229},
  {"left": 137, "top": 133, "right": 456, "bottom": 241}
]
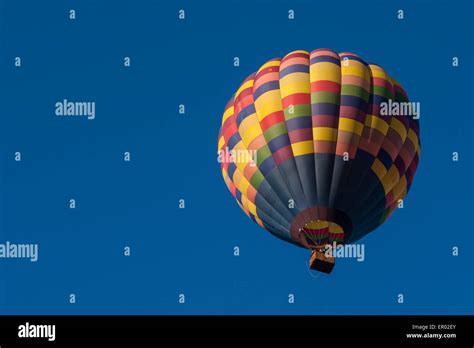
[
  {"left": 232, "top": 162, "right": 258, "bottom": 216},
  {"left": 248, "top": 200, "right": 257, "bottom": 217},
  {"left": 257, "top": 60, "right": 280, "bottom": 75},
  {"left": 387, "top": 166, "right": 400, "bottom": 187},
  {"left": 365, "top": 114, "right": 389, "bottom": 135},
  {"left": 328, "top": 222, "right": 343, "bottom": 233},
  {"left": 306, "top": 220, "right": 329, "bottom": 229},
  {"left": 238, "top": 113, "right": 258, "bottom": 133},
  {"left": 390, "top": 118, "right": 407, "bottom": 141},
  {"left": 254, "top": 90, "right": 283, "bottom": 120},
  {"left": 391, "top": 176, "right": 407, "bottom": 201},
  {"left": 341, "top": 60, "right": 370, "bottom": 82},
  {"left": 233, "top": 170, "right": 247, "bottom": 192},
  {"left": 280, "top": 80, "right": 310, "bottom": 98},
  {"left": 380, "top": 177, "right": 392, "bottom": 194},
  {"left": 238, "top": 179, "right": 250, "bottom": 198},
  {"left": 232, "top": 168, "right": 242, "bottom": 184},
  {"left": 380, "top": 166, "right": 400, "bottom": 194},
  {"left": 371, "top": 158, "right": 387, "bottom": 181},
  {"left": 218, "top": 136, "right": 225, "bottom": 150},
  {"left": 235, "top": 158, "right": 249, "bottom": 173},
  {"left": 240, "top": 194, "right": 249, "bottom": 211},
  {"left": 368, "top": 64, "right": 389, "bottom": 79},
  {"left": 313, "top": 127, "right": 338, "bottom": 141},
  {"left": 291, "top": 141, "right": 313, "bottom": 156},
  {"left": 241, "top": 123, "right": 262, "bottom": 145},
  {"left": 310, "top": 62, "right": 341, "bottom": 83},
  {"left": 279, "top": 73, "right": 310, "bottom": 98},
  {"left": 221, "top": 168, "right": 228, "bottom": 181},
  {"left": 285, "top": 50, "right": 309, "bottom": 57},
  {"left": 221, "top": 106, "right": 234, "bottom": 125},
  {"left": 234, "top": 79, "right": 254, "bottom": 101},
  {"left": 338, "top": 118, "right": 364, "bottom": 136},
  {"left": 233, "top": 143, "right": 252, "bottom": 170},
  {"left": 407, "top": 128, "right": 419, "bottom": 147}
]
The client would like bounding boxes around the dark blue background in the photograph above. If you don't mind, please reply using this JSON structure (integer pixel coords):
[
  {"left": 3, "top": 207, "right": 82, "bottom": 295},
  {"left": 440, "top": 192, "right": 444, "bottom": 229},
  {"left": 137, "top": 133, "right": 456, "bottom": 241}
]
[{"left": 0, "top": 0, "right": 472, "bottom": 314}]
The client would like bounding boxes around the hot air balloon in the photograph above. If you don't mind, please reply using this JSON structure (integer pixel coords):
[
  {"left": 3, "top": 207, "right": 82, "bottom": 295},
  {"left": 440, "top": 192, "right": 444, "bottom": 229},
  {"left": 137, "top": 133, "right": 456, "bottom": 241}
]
[{"left": 217, "top": 49, "right": 420, "bottom": 273}]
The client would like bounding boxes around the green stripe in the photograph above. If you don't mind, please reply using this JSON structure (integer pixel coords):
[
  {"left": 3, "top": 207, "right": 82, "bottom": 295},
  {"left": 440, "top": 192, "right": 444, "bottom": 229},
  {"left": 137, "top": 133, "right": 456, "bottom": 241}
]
[
  {"left": 264, "top": 122, "right": 288, "bottom": 141},
  {"left": 311, "top": 91, "right": 340, "bottom": 104},
  {"left": 395, "top": 91, "right": 408, "bottom": 102},
  {"left": 284, "top": 104, "right": 311, "bottom": 120},
  {"left": 250, "top": 171, "right": 264, "bottom": 188},
  {"left": 256, "top": 146, "right": 271, "bottom": 166},
  {"left": 373, "top": 85, "right": 394, "bottom": 100},
  {"left": 341, "top": 84, "right": 370, "bottom": 101}
]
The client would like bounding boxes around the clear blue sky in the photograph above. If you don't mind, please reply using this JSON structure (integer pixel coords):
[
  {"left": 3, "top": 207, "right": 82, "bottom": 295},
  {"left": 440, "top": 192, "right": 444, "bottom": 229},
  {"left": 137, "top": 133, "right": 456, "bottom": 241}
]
[{"left": 0, "top": 0, "right": 472, "bottom": 314}]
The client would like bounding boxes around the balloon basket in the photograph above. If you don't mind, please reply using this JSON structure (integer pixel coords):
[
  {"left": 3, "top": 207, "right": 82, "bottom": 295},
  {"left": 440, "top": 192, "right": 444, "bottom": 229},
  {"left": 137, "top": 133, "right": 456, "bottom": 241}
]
[{"left": 310, "top": 249, "right": 335, "bottom": 274}]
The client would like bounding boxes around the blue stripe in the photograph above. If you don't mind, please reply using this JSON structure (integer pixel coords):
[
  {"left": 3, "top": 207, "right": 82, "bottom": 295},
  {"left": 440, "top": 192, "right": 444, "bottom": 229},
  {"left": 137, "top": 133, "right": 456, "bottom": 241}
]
[
  {"left": 236, "top": 104, "right": 256, "bottom": 126},
  {"left": 394, "top": 156, "right": 406, "bottom": 176},
  {"left": 286, "top": 116, "right": 312, "bottom": 131},
  {"left": 259, "top": 156, "right": 276, "bottom": 176},
  {"left": 235, "top": 189, "right": 242, "bottom": 204},
  {"left": 227, "top": 133, "right": 241, "bottom": 150},
  {"left": 312, "top": 102, "right": 340, "bottom": 115},
  {"left": 377, "top": 148, "right": 393, "bottom": 169},
  {"left": 340, "top": 54, "right": 368, "bottom": 66},
  {"left": 310, "top": 55, "right": 340, "bottom": 66},
  {"left": 370, "top": 94, "right": 388, "bottom": 106},
  {"left": 341, "top": 95, "right": 368, "bottom": 110},
  {"left": 267, "top": 133, "right": 291, "bottom": 153},
  {"left": 395, "top": 114, "right": 410, "bottom": 128},
  {"left": 253, "top": 80, "right": 279, "bottom": 100},
  {"left": 279, "top": 64, "right": 309, "bottom": 78},
  {"left": 228, "top": 162, "right": 237, "bottom": 180}
]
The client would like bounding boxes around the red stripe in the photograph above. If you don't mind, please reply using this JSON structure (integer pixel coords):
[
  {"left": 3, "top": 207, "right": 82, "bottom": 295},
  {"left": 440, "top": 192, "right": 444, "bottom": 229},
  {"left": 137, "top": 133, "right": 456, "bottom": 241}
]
[
  {"left": 372, "top": 77, "right": 392, "bottom": 88},
  {"left": 221, "top": 161, "right": 229, "bottom": 172},
  {"left": 222, "top": 121, "right": 238, "bottom": 141},
  {"left": 281, "top": 52, "right": 309, "bottom": 63},
  {"left": 234, "top": 88, "right": 253, "bottom": 115},
  {"left": 260, "top": 111, "right": 285, "bottom": 132},
  {"left": 273, "top": 146, "right": 293, "bottom": 165},
  {"left": 228, "top": 182, "right": 236, "bottom": 197},
  {"left": 288, "top": 128, "right": 312, "bottom": 143},
  {"left": 339, "top": 106, "right": 366, "bottom": 123},
  {"left": 234, "top": 93, "right": 253, "bottom": 116},
  {"left": 255, "top": 63, "right": 280, "bottom": 80},
  {"left": 221, "top": 116, "right": 235, "bottom": 135},
  {"left": 304, "top": 227, "right": 329, "bottom": 233},
  {"left": 281, "top": 93, "right": 310, "bottom": 108},
  {"left": 385, "top": 192, "right": 394, "bottom": 205},
  {"left": 224, "top": 97, "right": 234, "bottom": 111},
  {"left": 310, "top": 48, "right": 336, "bottom": 55},
  {"left": 312, "top": 115, "right": 338, "bottom": 128},
  {"left": 311, "top": 80, "right": 340, "bottom": 93},
  {"left": 235, "top": 86, "right": 253, "bottom": 104},
  {"left": 241, "top": 73, "right": 255, "bottom": 84}
]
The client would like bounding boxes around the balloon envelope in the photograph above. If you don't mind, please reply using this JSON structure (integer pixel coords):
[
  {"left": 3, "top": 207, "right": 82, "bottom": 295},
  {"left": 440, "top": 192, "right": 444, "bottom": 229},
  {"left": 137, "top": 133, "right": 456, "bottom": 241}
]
[{"left": 218, "top": 49, "right": 420, "bottom": 252}]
